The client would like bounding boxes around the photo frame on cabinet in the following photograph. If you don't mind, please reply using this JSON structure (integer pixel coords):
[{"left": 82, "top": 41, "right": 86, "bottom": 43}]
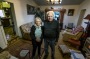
[
  {"left": 27, "top": 4, "right": 35, "bottom": 14},
  {"left": 68, "top": 9, "right": 74, "bottom": 16}
]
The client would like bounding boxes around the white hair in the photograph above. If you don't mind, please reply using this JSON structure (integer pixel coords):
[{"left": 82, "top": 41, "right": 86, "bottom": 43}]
[
  {"left": 46, "top": 11, "right": 54, "bottom": 17},
  {"left": 34, "top": 17, "right": 42, "bottom": 24}
]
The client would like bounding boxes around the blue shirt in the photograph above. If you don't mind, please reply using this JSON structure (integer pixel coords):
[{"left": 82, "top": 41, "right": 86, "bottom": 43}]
[{"left": 35, "top": 24, "right": 42, "bottom": 42}]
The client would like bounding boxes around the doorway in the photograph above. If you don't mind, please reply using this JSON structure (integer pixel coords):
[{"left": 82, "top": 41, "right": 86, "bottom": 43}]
[
  {"left": 77, "top": 9, "right": 86, "bottom": 26},
  {"left": 54, "top": 11, "right": 60, "bottom": 21},
  {"left": 0, "top": 1, "right": 17, "bottom": 42}
]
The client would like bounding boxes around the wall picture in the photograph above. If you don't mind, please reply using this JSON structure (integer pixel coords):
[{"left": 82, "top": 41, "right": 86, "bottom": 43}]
[
  {"left": 68, "top": 9, "right": 74, "bottom": 16},
  {"left": 27, "top": 4, "right": 35, "bottom": 14}
]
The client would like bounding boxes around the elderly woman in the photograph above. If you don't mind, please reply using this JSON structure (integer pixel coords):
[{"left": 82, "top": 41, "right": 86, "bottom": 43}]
[
  {"left": 43, "top": 11, "right": 59, "bottom": 59},
  {"left": 30, "top": 17, "right": 43, "bottom": 59}
]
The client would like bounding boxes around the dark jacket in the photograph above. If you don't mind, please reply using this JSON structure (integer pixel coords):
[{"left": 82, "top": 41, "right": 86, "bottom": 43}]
[
  {"left": 30, "top": 25, "right": 44, "bottom": 45},
  {"left": 44, "top": 20, "right": 59, "bottom": 42}
]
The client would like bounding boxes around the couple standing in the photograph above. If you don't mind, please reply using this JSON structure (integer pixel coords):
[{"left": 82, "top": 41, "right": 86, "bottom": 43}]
[{"left": 30, "top": 11, "right": 59, "bottom": 59}]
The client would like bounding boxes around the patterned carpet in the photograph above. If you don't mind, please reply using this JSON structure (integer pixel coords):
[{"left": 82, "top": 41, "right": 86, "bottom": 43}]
[{"left": 6, "top": 39, "right": 44, "bottom": 59}]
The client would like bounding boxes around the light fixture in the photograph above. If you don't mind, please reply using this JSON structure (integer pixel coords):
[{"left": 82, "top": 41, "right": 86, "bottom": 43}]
[{"left": 47, "top": 0, "right": 62, "bottom": 4}]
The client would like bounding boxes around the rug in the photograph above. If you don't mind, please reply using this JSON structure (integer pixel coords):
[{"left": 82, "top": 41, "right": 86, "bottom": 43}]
[{"left": 6, "top": 39, "right": 44, "bottom": 59}]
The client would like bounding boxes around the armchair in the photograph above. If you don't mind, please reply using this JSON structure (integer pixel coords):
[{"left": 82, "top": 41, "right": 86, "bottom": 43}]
[
  {"left": 20, "top": 22, "right": 33, "bottom": 41},
  {"left": 62, "top": 25, "right": 84, "bottom": 41}
]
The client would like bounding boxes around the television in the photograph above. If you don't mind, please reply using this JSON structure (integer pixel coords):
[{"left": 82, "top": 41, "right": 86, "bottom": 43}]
[{"left": 0, "top": 10, "right": 5, "bottom": 18}]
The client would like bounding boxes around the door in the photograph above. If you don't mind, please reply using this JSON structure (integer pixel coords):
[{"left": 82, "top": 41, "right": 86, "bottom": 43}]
[
  {"left": 10, "top": 3, "right": 18, "bottom": 35},
  {"left": 77, "top": 9, "right": 86, "bottom": 26},
  {"left": 0, "top": 21, "right": 7, "bottom": 49}
]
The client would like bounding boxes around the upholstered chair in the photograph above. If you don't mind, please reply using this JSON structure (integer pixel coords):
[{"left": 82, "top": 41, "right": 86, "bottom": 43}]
[{"left": 62, "top": 25, "right": 84, "bottom": 41}]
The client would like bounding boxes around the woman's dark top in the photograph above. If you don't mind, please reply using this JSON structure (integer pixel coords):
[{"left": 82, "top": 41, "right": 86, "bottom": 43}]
[{"left": 30, "top": 25, "right": 43, "bottom": 45}]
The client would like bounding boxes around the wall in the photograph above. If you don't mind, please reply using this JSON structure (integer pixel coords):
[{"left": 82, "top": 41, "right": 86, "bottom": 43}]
[
  {"left": 0, "top": 2, "right": 2, "bottom": 9},
  {"left": 5, "top": 0, "right": 38, "bottom": 37},
  {"left": 62, "top": 5, "right": 79, "bottom": 28},
  {"left": 77, "top": 0, "right": 90, "bottom": 29},
  {"left": 40, "top": 5, "right": 80, "bottom": 28}
]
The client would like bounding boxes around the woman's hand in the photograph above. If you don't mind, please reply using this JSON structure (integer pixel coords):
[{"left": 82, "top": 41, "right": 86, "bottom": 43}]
[{"left": 36, "top": 37, "right": 41, "bottom": 42}]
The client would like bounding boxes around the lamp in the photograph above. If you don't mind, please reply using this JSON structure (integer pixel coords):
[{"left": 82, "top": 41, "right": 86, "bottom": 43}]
[{"left": 47, "top": 0, "right": 62, "bottom": 4}]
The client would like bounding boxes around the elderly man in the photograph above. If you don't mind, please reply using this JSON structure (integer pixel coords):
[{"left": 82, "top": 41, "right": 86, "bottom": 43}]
[{"left": 43, "top": 11, "right": 59, "bottom": 59}]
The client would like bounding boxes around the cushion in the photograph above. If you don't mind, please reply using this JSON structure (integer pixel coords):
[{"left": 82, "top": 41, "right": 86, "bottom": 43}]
[{"left": 20, "top": 22, "right": 33, "bottom": 33}]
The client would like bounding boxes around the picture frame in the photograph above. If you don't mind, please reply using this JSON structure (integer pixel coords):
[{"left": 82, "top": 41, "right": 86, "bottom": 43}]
[
  {"left": 68, "top": 9, "right": 74, "bottom": 16},
  {"left": 27, "top": 4, "right": 35, "bottom": 14}
]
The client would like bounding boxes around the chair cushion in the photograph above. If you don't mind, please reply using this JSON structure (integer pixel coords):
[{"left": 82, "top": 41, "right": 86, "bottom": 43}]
[{"left": 20, "top": 22, "right": 33, "bottom": 33}]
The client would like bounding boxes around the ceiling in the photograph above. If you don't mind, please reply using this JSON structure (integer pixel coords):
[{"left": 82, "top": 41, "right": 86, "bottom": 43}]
[{"left": 33, "top": 0, "right": 85, "bottom": 6}]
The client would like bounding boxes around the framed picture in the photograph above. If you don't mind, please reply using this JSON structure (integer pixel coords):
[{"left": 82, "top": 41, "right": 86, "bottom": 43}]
[
  {"left": 68, "top": 9, "right": 74, "bottom": 16},
  {"left": 27, "top": 4, "right": 35, "bottom": 14}
]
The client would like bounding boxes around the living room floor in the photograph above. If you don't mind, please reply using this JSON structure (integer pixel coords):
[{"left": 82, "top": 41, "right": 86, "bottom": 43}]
[
  {"left": 5, "top": 31, "right": 79, "bottom": 59},
  {"left": 41, "top": 31, "right": 78, "bottom": 59}
]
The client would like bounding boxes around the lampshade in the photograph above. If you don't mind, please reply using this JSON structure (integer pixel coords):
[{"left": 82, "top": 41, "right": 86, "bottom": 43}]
[{"left": 84, "top": 14, "right": 90, "bottom": 20}]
